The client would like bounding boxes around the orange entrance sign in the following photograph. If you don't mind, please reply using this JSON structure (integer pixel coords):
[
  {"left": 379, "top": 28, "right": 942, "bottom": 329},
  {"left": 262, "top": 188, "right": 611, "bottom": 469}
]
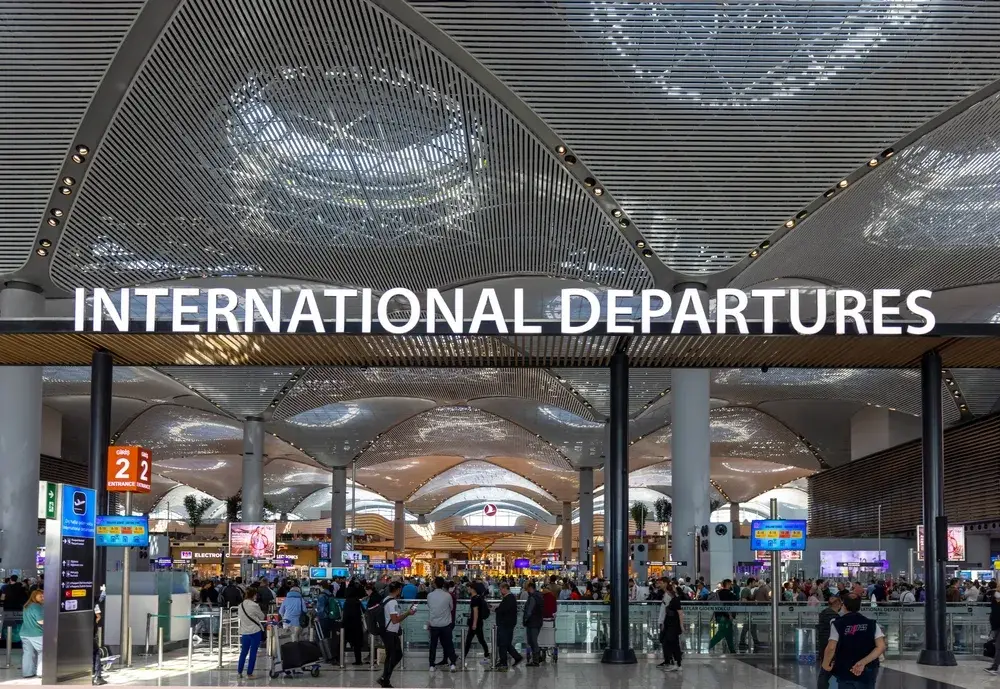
[{"left": 106, "top": 446, "right": 152, "bottom": 493}]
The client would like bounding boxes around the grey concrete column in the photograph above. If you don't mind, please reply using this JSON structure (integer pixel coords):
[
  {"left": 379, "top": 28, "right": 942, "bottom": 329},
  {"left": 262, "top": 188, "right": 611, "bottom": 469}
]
[
  {"left": 394, "top": 500, "right": 406, "bottom": 553},
  {"left": 331, "top": 467, "right": 346, "bottom": 568},
  {"left": 671, "top": 368, "right": 711, "bottom": 582},
  {"left": 241, "top": 417, "right": 265, "bottom": 522},
  {"left": 0, "top": 283, "right": 44, "bottom": 575},
  {"left": 579, "top": 467, "right": 594, "bottom": 575},
  {"left": 561, "top": 501, "right": 573, "bottom": 563},
  {"left": 729, "top": 502, "right": 740, "bottom": 528}
]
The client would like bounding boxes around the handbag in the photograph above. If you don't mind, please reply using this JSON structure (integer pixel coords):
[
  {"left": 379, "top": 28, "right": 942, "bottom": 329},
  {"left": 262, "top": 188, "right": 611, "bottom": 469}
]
[{"left": 986, "top": 637, "right": 996, "bottom": 659}]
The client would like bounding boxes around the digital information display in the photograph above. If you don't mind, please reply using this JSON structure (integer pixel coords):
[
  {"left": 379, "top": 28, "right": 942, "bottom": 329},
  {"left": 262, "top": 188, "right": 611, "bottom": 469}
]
[
  {"left": 750, "top": 519, "right": 807, "bottom": 551},
  {"left": 513, "top": 558, "right": 531, "bottom": 568},
  {"left": 318, "top": 542, "right": 331, "bottom": 559},
  {"left": 229, "top": 523, "right": 277, "bottom": 559},
  {"left": 95, "top": 515, "right": 149, "bottom": 547}
]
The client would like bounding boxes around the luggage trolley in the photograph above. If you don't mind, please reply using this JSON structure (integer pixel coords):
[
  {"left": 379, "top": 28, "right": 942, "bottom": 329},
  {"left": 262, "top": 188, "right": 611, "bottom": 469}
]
[{"left": 270, "top": 624, "right": 323, "bottom": 678}]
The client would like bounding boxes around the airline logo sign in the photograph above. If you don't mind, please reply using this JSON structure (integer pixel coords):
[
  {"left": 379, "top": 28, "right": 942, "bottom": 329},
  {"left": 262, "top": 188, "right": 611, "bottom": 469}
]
[
  {"left": 483, "top": 503, "right": 498, "bottom": 517},
  {"left": 107, "top": 446, "right": 152, "bottom": 493}
]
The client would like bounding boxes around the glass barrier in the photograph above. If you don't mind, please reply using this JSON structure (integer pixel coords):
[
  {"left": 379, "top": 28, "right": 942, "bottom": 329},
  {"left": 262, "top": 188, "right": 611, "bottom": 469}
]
[{"left": 387, "top": 600, "right": 992, "bottom": 659}]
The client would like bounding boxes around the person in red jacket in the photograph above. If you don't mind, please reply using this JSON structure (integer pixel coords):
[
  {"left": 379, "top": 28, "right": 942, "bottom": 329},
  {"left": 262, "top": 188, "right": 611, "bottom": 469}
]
[{"left": 542, "top": 584, "right": 558, "bottom": 618}]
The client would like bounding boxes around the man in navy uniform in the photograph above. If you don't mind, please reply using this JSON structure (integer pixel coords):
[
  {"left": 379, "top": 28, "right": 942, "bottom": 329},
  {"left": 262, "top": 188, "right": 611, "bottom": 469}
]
[{"left": 820, "top": 594, "right": 886, "bottom": 688}]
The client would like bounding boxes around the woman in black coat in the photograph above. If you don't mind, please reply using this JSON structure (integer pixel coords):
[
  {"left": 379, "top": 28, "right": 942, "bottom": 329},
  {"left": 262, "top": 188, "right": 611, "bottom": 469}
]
[{"left": 342, "top": 583, "right": 367, "bottom": 665}]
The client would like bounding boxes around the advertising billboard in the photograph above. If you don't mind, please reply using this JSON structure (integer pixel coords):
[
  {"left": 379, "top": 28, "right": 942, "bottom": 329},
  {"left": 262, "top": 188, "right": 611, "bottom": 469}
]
[
  {"left": 917, "top": 525, "right": 966, "bottom": 562},
  {"left": 228, "top": 523, "right": 277, "bottom": 559},
  {"left": 820, "top": 550, "right": 887, "bottom": 577}
]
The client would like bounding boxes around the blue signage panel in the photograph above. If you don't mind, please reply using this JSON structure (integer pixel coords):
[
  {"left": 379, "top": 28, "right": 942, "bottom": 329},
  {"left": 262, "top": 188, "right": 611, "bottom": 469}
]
[
  {"left": 751, "top": 519, "right": 807, "bottom": 551},
  {"left": 318, "top": 542, "right": 331, "bottom": 559},
  {"left": 61, "top": 484, "right": 96, "bottom": 539},
  {"left": 310, "top": 567, "right": 329, "bottom": 579},
  {"left": 513, "top": 558, "right": 530, "bottom": 568},
  {"left": 95, "top": 515, "right": 149, "bottom": 547},
  {"left": 331, "top": 567, "right": 349, "bottom": 578}
]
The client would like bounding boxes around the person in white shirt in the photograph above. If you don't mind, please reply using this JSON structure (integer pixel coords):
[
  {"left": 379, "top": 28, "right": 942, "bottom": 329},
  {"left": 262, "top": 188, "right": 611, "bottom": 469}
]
[
  {"left": 898, "top": 586, "right": 916, "bottom": 604},
  {"left": 378, "top": 582, "right": 415, "bottom": 689},
  {"left": 236, "top": 588, "right": 267, "bottom": 679},
  {"left": 966, "top": 583, "right": 981, "bottom": 603},
  {"left": 426, "top": 577, "right": 457, "bottom": 672}
]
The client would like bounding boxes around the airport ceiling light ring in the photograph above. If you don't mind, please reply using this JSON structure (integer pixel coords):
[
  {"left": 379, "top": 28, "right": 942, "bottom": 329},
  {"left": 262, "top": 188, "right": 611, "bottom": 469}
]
[
  {"left": 537, "top": 405, "right": 605, "bottom": 430},
  {"left": 226, "top": 65, "right": 477, "bottom": 216},
  {"left": 285, "top": 402, "right": 364, "bottom": 428},
  {"left": 600, "top": 0, "right": 930, "bottom": 109}
]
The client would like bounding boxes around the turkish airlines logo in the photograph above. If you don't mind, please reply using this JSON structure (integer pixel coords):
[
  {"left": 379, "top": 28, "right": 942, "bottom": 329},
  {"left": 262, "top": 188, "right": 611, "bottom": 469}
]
[{"left": 483, "top": 504, "right": 497, "bottom": 517}]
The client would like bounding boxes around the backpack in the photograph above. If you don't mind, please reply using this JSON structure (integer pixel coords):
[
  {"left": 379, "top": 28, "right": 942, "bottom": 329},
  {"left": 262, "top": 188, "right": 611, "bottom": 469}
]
[
  {"left": 222, "top": 585, "right": 244, "bottom": 608},
  {"left": 365, "top": 601, "right": 387, "bottom": 636},
  {"left": 328, "top": 596, "right": 342, "bottom": 622},
  {"left": 479, "top": 597, "right": 490, "bottom": 620}
]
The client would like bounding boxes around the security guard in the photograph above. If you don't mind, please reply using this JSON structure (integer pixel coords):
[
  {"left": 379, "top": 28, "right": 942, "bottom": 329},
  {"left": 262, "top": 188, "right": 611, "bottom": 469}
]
[{"left": 820, "top": 594, "right": 886, "bottom": 688}]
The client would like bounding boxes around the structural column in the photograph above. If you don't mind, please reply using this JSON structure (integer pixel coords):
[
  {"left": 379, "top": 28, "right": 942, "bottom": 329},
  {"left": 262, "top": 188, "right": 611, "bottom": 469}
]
[
  {"left": 394, "top": 500, "right": 406, "bottom": 553},
  {"left": 0, "top": 283, "right": 44, "bottom": 576},
  {"left": 90, "top": 349, "right": 113, "bottom": 600},
  {"left": 241, "top": 417, "right": 265, "bottom": 522},
  {"left": 578, "top": 467, "right": 594, "bottom": 576},
  {"left": 918, "top": 350, "right": 957, "bottom": 666},
  {"left": 671, "top": 368, "right": 711, "bottom": 583},
  {"left": 330, "top": 467, "right": 347, "bottom": 568},
  {"left": 561, "top": 501, "right": 573, "bottom": 564},
  {"left": 601, "top": 350, "right": 636, "bottom": 664}
]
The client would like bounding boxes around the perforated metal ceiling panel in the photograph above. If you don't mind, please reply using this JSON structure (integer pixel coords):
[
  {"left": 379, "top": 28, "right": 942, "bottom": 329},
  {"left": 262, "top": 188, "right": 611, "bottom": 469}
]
[
  {"left": 271, "top": 397, "right": 437, "bottom": 466},
  {"left": 413, "top": 0, "right": 1000, "bottom": 274},
  {"left": 470, "top": 398, "right": 605, "bottom": 464},
  {"left": 407, "top": 459, "right": 557, "bottom": 513},
  {"left": 354, "top": 405, "right": 572, "bottom": 468},
  {"left": 735, "top": 89, "right": 1000, "bottom": 291},
  {"left": 158, "top": 366, "right": 300, "bottom": 418},
  {"left": 275, "top": 366, "right": 593, "bottom": 419},
  {"left": 551, "top": 368, "right": 671, "bottom": 417},
  {"left": 712, "top": 368, "right": 962, "bottom": 424},
  {"left": 355, "top": 456, "right": 467, "bottom": 501},
  {"left": 51, "top": 0, "right": 650, "bottom": 293},
  {"left": 950, "top": 369, "right": 1000, "bottom": 416},
  {"left": 0, "top": 1, "right": 142, "bottom": 273}
]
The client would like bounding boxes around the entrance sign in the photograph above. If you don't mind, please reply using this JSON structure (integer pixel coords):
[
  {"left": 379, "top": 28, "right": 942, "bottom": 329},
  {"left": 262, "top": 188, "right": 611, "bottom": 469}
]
[
  {"left": 95, "top": 515, "right": 149, "bottom": 547},
  {"left": 74, "top": 286, "right": 935, "bottom": 336},
  {"left": 106, "top": 446, "right": 152, "bottom": 493},
  {"left": 229, "top": 522, "right": 277, "bottom": 559},
  {"left": 751, "top": 520, "right": 807, "bottom": 551}
]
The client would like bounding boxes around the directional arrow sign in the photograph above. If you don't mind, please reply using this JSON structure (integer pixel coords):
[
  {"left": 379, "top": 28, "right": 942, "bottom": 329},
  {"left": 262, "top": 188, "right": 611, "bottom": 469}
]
[{"left": 38, "top": 481, "right": 57, "bottom": 519}]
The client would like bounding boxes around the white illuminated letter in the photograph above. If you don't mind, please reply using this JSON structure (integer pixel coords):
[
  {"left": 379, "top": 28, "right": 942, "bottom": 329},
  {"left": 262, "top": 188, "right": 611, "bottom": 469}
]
[
  {"left": 427, "top": 288, "right": 463, "bottom": 334},
  {"left": 640, "top": 290, "right": 670, "bottom": 333},
  {"left": 361, "top": 289, "right": 373, "bottom": 333},
  {"left": 671, "top": 288, "right": 710, "bottom": 334},
  {"left": 872, "top": 288, "right": 902, "bottom": 335},
  {"left": 206, "top": 288, "right": 239, "bottom": 333},
  {"left": 749, "top": 289, "right": 784, "bottom": 334},
  {"left": 74, "top": 288, "right": 86, "bottom": 331},
  {"left": 605, "top": 290, "right": 635, "bottom": 334},
  {"left": 323, "top": 288, "right": 358, "bottom": 333},
  {"left": 905, "top": 290, "right": 935, "bottom": 335},
  {"left": 378, "top": 288, "right": 420, "bottom": 334},
  {"left": 245, "top": 288, "right": 280, "bottom": 333},
  {"left": 790, "top": 289, "right": 827, "bottom": 335},
  {"left": 835, "top": 289, "right": 867, "bottom": 335},
  {"left": 513, "top": 288, "right": 541, "bottom": 334},
  {"left": 134, "top": 287, "right": 168, "bottom": 332},
  {"left": 93, "top": 288, "right": 128, "bottom": 332},
  {"left": 561, "top": 289, "right": 600, "bottom": 334},
  {"left": 288, "top": 289, "right": 325, "bottom": 333},
  {"left": 716, "top": 288, "right": 749, "bottom": 335},
  {"left": 470, "top": 288, "right": 508, "bottom": 334},
  {"left": 171, "top": 288, "right": 201, "bottom": 333}
]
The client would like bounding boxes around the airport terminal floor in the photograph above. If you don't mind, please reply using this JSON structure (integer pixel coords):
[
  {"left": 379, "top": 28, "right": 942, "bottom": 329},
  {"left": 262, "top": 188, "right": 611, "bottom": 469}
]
[{"left": 9, "top": 1, "right": 1000, "bottom": 688}]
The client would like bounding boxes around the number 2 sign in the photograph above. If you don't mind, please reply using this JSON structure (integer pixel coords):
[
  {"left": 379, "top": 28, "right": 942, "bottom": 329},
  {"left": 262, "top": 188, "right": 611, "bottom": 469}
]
[{"left": 106, "top": 446, "right": 152, "bottom": 493}]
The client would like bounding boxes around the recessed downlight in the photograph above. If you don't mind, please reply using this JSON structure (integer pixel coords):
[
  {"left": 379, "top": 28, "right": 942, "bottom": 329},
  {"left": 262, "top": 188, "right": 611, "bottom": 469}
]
[
  {"left": 50, "top": 208, "right": 63, "bottom": 218},
  {"left": 784, "top": 220, "right": 795, "bottom": 229},
  {"left": 59, "top": 186, "right": 72, "bottom": 196},
  {"left": 618, "top": 218, "right": 629, "bottom": 228},
  {"left": 584, "top": 177, "right": 596, "bottom": 187},
  {"left": 749, "top": 249, "right": 760, "bottom": 258},
  {"left": 62, "top": 176, "right": 75, "bottom": 186},
  {"left": 867, "top": 159, "right": 879, "bottom": 167},
  {"left": 36, "top": 248, "right": 48, "bottom": 257},
  {"left": 641, "top": 248, "right": 653, "bottom": 258},
  {"left": 824, "top": 189, "right": 836, "bottom": 198},
  {"left": 796, "top": 210, "right": 808, "bottom": 220},
  {"left": 593, "top": 187, "right": 604, "bottom": 196},
  {"left": 76, "top": 145, "right": 90, "bottom": 156},
  {"left": 39, "top": 239, "right": 52, "bottom": 248},
  {"left": 838, "top": 179, "right": 849, "bottom": 188},
  {"left": 612, "top": 209, "right": 623, "bottom": 218},
  {"left": 555, "top": 145, "right": 567, "bottom": 155},
  {"left": 635, "top": 240, "right": 646, "bottom": 249},
  {"left": 47, "top": 218, "right": 58, "bottom": 227},
  {"left": 563, "top": 155, "right": 576, "bottom": 166},
  {"left": 882, "top": 148, "right": 895, "bottom": 158}
]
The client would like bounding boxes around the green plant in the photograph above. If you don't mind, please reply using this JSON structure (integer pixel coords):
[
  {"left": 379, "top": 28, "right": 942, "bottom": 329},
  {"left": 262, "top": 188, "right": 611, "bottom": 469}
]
[
  {"left": 183, "top": 494, "right": 214, "bottom": 529},
  {"left": 630, "top": 502, "right": 649, "bottom": 534},
  {"left": 224, "top": 490, "right": 277, "bottom": 521},
  {"left": 653, "top": 498, "right": 672, "bottom": 525},
  {"left": 710, "top": 499, "right": 722, "bottom": 513}
]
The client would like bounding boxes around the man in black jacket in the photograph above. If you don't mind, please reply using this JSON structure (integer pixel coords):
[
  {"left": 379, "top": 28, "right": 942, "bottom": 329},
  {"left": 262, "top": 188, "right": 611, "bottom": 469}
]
[
  {"left": 522, "top": 582, "right": 544, "bottom": 666},
  {"left": 494, "top": 582, "right": 523, "bottom": 671},
  {"left": 816, "top": 594, "right": 842, "bottom": 689}
]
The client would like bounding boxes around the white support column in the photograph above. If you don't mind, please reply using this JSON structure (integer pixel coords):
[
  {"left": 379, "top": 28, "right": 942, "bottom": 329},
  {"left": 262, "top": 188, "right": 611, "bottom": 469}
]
[
  {"left": 330, "top": 467, "right": 347, "bottom": 568},
  {"left": 561, "top": 501, "right": 573, "bottom": 564},
  {"left": 241, "top": 417, "right": 265, "bottom": 522},
  {"left": 671, "top": 368, "right": 711, "bottom": 582},
  {"left": 393, "top": 501, "right": 405, "bottom": 553},
  {"left": 0, "top": 283, "right": 44, "bottom": 575}
]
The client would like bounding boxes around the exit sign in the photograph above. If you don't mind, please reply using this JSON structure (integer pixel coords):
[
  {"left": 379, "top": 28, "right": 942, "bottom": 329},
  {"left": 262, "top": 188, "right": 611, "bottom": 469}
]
[{"left": 37, "top": 481, "right": 56, "bottom": 519}]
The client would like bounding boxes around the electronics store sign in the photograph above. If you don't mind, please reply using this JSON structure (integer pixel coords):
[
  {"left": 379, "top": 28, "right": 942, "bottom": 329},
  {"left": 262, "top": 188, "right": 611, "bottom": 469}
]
[{"left": 74, "top": 287, "right": 936, "bottom": 336}]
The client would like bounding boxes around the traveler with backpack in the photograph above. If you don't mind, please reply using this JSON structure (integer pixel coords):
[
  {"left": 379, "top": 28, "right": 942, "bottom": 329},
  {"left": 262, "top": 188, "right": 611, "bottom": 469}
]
[
  {"left": 523, "top": 581, "right": 544, "bottom": 666},
  {"left": 278, "top": 585, "right": 307, "bottom": 642},
  {"left": 462, "top": 582, "right": 491, "bottom": 665},
  {"left": 376, "top": 582, "right": 416, "bottom": 688},
  {"left": 221, "top": 580, "right": 244, "bottom": 609}
]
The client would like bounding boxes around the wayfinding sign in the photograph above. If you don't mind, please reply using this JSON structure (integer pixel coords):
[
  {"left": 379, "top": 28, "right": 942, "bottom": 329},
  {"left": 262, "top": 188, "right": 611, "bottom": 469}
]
[
  {"left": 751, "top": 519, "right": 807, "bottom": 552},
  {"left": 106, "top": 446, "right": 152, "bottom": 492}
]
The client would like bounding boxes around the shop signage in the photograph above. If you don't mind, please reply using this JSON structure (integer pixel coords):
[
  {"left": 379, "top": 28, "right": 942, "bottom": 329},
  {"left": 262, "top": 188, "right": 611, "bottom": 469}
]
[
  {"left": 179, "top": 551, "right": 193, "bottom": 560},
  {"left": 751, "top": 520, "right": 807, "bottom": 551},
  {"left": 75, "top": 287, "right": 936, "bottom": 336},
  {"left": 106, "top": 446, "right": 152, "bottom": 493}
]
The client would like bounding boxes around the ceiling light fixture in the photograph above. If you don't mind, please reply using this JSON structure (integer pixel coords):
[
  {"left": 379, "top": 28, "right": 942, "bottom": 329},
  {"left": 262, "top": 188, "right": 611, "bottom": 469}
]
[
  {"left": 72, "top": 154, "right": 86, "bottom": 164},
  {"left": 760, "top": 240, "right": 771, "bottom": 250},
  {"left": 59, "top": 186, "right": 72, "bottom": 196},
  {"left": 838, "top": 179, "right": 849, "bottom": 189},
  {"left": 618, "top": 218, "right": 629, "bottom": 228},
  {"left": 749, "top": 249, "right": 760, "bottom": 258},
  {"left": 39, "top": 239, "right": 52, "bottom": 248},
  {"left": 563, "top": 155, "right": 576, "bottom": 166},
  {"left": 47, "top": 218, "right": 58, "bottom": 227},
  {"left": 584, "top": 177, "right": 596, "bottom": 188},
  {"left": 641, "top": 248, "right": 653, "bottom": 258},
  {"left": 784, "top": 220, "right": 795, "bottom": 229},
  {"left": 867, "top": 159, "right": 878, "bottom": 167},
  {"left": 36, "top": 248, "right": 48, "bottom": 257},
  {"left": 76, "top": 145, "right": 90, "bottom": 156},
  {"left": 612, "top": 209, "right": 623, "bottom": 218},
  {"left": 62, "top": 177, "right": 75, "bottom": 186},
  {"left": 824, "top": 189, "right": 835, "bottom": 198},
  {"left": 555, "top": 145, "right": 567, "bottom": 155},
  {"left": 796, "top": 210, "right": 808, "bottom": 220},
  {"left": 882, "top": 148, "right": 894, "bottom": 158},
  {"left": 635, "top": 240, "right": 645, "bottom": 249},
  {"left": 593, "top": 187, "right": 604, "bottom": 196},
  {"left": 50, "top": 208, "right": 63, "bottom": 218}
]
